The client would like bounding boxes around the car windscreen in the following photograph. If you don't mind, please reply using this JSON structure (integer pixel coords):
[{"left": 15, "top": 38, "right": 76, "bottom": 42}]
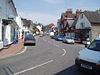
[
  {"left": 66, "top": 37, "right": 73, "bottom": 39},
  {"left": 25, "top": 35, "right": 35, "bottom": 40},
  {"left": 88, "top": 40, "right": 100, "bottom": 51}
]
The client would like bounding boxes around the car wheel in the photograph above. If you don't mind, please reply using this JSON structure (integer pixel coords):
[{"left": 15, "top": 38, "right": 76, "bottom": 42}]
[
  {"left": 24, "top": 44, "right": 26, "bottom": 46},
  {"left": 62, "top": 41, "right": 65, "bottom": 43},
  {"left": 76, "top": 65, "right": 83, "bottom": 72}
]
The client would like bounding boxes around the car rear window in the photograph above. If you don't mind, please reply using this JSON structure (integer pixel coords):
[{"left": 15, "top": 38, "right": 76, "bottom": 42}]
[{"left": 25, "top": 35, "right": 35, "bottom": 40}]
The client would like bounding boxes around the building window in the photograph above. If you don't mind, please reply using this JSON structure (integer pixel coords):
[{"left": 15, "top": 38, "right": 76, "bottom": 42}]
[
  {"left": 81, "top": 22, "right": 84, "bottom": 29},
  {"left": 81, "top": 14, "right": 83, "bottom": 19}
]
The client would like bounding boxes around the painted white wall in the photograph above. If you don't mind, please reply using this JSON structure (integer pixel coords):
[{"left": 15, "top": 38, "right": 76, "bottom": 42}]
[
  {"left": 0, "top": 18, "right": 3, "bottom": 49},
  {"left": 76, "top": 14, "right": 91, "bottom": 29},
  {"left": 0, "top": 18, "right": 2, "bottom": 40},
  {"left": 36, "top": 25, "right": 42, "bottom": 32},
  {"left": 0, "top": 26, "right": 2, "bottom": 40},
  {"left": 15, "top": 16, "right": 23, "bottom": 28},
  {"left": 18, "top": 29, "right": 23, "bottom": 39},
  {"left": 15, "top": 16, "right": 23, "bottom": 39},
  {"left": 0, "top": 0, "right": 18, "bottom": 46},
  {"left": 5, "top": 25, "right": 11, "bottom": 44}
]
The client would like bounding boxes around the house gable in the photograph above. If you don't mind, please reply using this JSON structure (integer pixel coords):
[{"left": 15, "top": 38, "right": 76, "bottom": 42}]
[
  {"left": 75, "top": 13, "right": 91, "bottom": 29},
  {"left": 0, "top": 0, "right": 17, "bottom": 19}
]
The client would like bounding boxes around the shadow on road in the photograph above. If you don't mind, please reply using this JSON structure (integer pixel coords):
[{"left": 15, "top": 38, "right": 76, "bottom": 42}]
[
  {"left": 24, "top": 43, "right": 36, "bottom": 46},
  {"left": 55, "top": 65, "right": 94, "bottom": 75}
]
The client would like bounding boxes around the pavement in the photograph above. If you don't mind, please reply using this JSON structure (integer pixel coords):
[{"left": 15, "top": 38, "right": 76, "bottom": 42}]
[{"left": 0, "top": 39, "right": 24, "bottom": 59}]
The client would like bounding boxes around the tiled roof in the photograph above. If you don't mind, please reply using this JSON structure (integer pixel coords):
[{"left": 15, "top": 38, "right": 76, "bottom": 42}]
[{"left": 84, "top": 11, "right": 100, "bottom": 23}]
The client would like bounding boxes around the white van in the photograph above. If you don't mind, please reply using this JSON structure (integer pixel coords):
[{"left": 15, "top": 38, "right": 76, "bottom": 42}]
[{"left": 75, "top": 37, "right": 100, "bottom": 74}]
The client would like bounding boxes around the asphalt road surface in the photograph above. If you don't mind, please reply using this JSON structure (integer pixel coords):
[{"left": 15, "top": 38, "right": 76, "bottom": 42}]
[{"left": 0, "top": 36, "right": 93, "bottom": 75}]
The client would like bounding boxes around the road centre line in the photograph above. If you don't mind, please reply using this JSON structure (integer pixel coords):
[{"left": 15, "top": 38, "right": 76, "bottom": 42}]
[
  {"left": 62, "top": 49, "right": 66, "bottom": 56},
  {"left": 14, "top": 38, "right": 65, "bottom": 74},
  {"left": 15, "top": 46, "right": 27, "bottom": 55},
  {"left": 13, "top": 60, "right": 53, "bottom": 75}
]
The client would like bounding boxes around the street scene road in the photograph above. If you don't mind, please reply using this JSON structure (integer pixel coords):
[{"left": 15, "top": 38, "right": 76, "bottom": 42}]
[
  {"left": 0, "top": 36, "right": 90, "bottom": 75},
  {"left": 0, "top": 0, "right": 100, "bottom": 75}
]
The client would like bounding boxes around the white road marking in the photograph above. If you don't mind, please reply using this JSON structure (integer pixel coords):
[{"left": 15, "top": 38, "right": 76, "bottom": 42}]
[
  {"left": 15, "top": 46, "right": 27, "bottom": 55},
  {"left": 62, "top": 49, "right": 66, "bottom": 56},
  {"left": 0, "top": 47, "right": 27, "bottom": 59},
  {"left": 13, "top": 60, "right": 53, "bottom": 75},
  {"left": 43, "top": 37, "right": 67, "bottom": 56}
]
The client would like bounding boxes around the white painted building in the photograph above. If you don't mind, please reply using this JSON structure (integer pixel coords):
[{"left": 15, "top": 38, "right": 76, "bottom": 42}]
[
  {"left": 0, "top": 19, "right": 3, "bottom": 49},
  {"left": 0, "top": 0, "right": 18, "bottom": 49},
  {"left": 73, "top": 11, "right": 100, "bottom": 42},
  {"left": 15, "top": 16, "right": 24, "bottom": 39},
  {"left": 36, "top": 25, "right": 43, "bottom": 35}
]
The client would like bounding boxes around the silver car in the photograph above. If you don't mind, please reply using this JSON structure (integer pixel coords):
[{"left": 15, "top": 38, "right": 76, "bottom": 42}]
[{"left": 62, "top": 37, "right": 75, "bottom": 44}]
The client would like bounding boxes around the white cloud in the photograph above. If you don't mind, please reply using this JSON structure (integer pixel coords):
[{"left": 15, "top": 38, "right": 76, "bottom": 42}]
[
  {"left": 18, "top": 11, "right": 58, "bottom": 25},
  {"left": 43, "top": 0, "right": 63, "bottom": 4}
]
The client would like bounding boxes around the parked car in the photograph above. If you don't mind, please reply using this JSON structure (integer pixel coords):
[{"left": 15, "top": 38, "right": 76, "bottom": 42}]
[
  {"left": 51, "top": 35, "right": 56, "bottom": 39},
  {"left": 75, "top": 37, "right": 100, "bottom": 75},
  {"left": 62, "top": 37, "right": 75, "bottom": 44},
  {"left": 24, "top": 34, "right": 36, "bottom": 46},
  {"left": 55, "top": 35, "right": 63, "bottom": 41},
  {"left": 50, "top": 32, "right": 55, "bottom": 39},
  {"left": 39, "top": 34, "right": 44, "bottom": 37},
  {"left": 83, "top": 38, "right": 91, "bottom": 47}
]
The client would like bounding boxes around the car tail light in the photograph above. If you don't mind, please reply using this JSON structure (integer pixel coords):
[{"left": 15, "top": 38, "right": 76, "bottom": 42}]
[
  {"left": 96, "top": 60, "right": 100, "bottom": 66},
  {"left": 76, "top": 57, "right": 80, "bottom": 60},
  {"left": 96, "top": 64, "right": 100, "bottom": 66}
]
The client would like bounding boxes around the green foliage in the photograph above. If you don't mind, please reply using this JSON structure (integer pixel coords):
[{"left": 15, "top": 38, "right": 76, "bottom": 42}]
[
  {"left": 31, "top": 29, "right": 36, "bottom": 34},
  {"left": 96, "top": 9, "right": 100, "bottom": 11},
  {"left": 66, "top": 11, "right": 72, "bottom": 13}
]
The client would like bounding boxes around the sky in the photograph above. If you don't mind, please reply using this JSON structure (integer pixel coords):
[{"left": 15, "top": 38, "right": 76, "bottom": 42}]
[{"left": 13, "top": 0, "right": 100, "bottom": 25}]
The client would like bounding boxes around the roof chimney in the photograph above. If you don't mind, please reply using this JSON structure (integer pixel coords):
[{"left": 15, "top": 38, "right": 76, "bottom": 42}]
[{"left": 66, "top": 9, "right": 72, "bottom": 13}]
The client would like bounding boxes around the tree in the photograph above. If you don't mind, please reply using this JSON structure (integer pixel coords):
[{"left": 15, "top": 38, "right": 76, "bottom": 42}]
[{"left": 96, "top": 9, "right": 100, "bottom": 11}]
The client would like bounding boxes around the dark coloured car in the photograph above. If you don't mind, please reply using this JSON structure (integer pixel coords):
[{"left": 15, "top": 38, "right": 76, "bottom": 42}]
[
  {"left": 55, "top": 35, "right": 63, "bottom": 41},
  {"left": 24, "top": 34, "right": 36, "bottom": 46}
]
